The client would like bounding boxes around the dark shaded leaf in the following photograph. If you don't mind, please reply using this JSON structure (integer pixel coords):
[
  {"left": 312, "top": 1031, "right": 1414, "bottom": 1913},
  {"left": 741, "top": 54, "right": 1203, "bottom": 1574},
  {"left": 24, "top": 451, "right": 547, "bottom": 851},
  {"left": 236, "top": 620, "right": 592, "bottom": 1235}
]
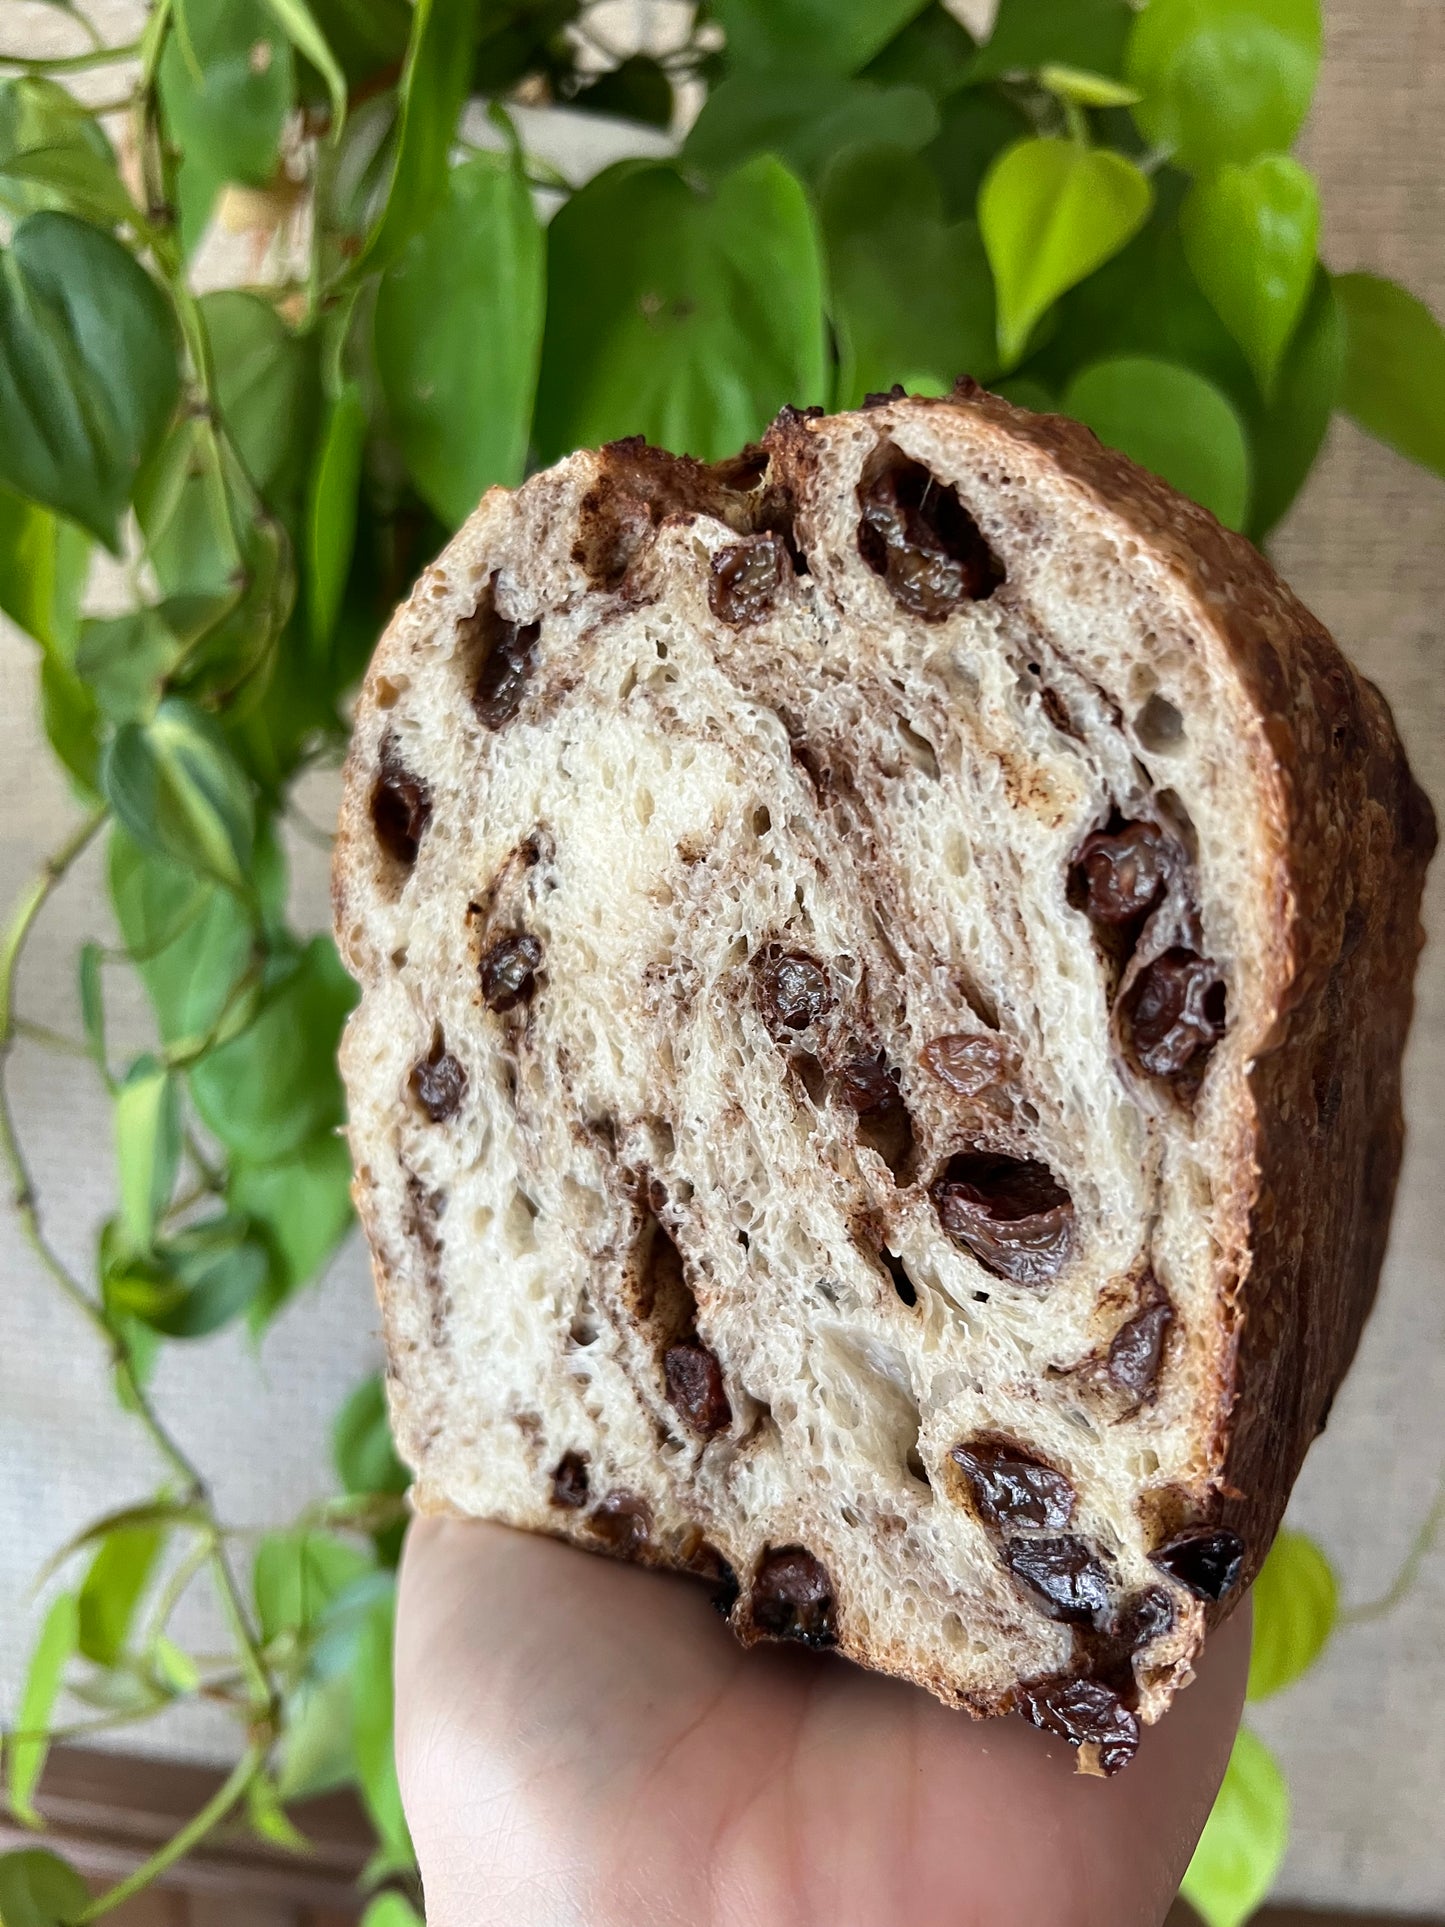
[
  {"left": 147, "top": 1215, "right": 272, "bottom": 1336},
  {"left": 0, "top": 213, "right": 179, "bottom": 547},
  {"left": 923, "top": 86, "right": 1033, "bottom": 223},
  {"left": 570, "top": 54, "right": 673, "bottom": 129},
  {"left": 472, "top": 0, "right": 579, "bottom": 94},
  {"left": 357, "top": 0, "right": 480, "bottom": 274},
  {"left": 77, "top": 1522, "right": 165, "bottom": 1667},
  {"left": 74, "top": 608, "right": 183, "bottom": 726},
  {"left": 190, "top": 936, "right": 355, "bottom": 1163},
  {"left": 822, "top": 142, "right": 995, "bottom": 406},
  {"left": 303, "top": 0, "right": 410, "bottom": 89},
  {"left": 714, "top": 0, "right": 931, "bottom": 77},
  {"left": 1244, "top": 266, "right": 1342, "bottom": 539},
  {"left": 1063, "top": 354, "right": 1250, "bottom": 528},
  {"left": 861, "top": 3, "right": 977, "bottom": 97},
  {"left": 535, "top": 157, "right": 827, "bottom": 463},
  {"left": 683, "top": 73, "right": 939, "bottom": 185},
  {"left": 970, "top": 0, "right": 1132, "bottom": 81},
  {"left": 375, "top": 149, "right": 543, "bottom": 528},
  {"left": 1335, "top": 271, "right": 1445, "bottom": 481},
  {"left": 1127, "top": 0, "right": 1321, "bottom": 176},
  {"left": 102, "top": 698, "right": 256, "bottom": 890},
  {"left": 203, "top": 290, "right": 321, "bottom": 526},
  {"left": 261, "top": 0, "right": 347, "bottom": 137}
]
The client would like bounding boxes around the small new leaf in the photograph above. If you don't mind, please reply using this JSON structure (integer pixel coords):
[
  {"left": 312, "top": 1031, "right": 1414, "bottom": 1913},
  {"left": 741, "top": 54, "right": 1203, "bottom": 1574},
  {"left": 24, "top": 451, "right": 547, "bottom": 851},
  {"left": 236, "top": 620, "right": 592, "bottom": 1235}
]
[
  {"left": 113, "top": 1057, "right": 182, "bottom": 1253},
  {"left": 7, "top": 1592, "right": 77, "bottom": 1827},
  {"left": 254, "top": 1531, "right": 371, "bottom": 1647},
  {"left": 1127, "top": 0, "right": 1322, "bottom": 176},
  {"left": 1247, "top": 1527, "right": 1338, "bottom": 1701},
  {"left": 306, "top": 381, "right": 367, "bottom": 646},
  {"left": 1037, "top": 64, "right": 1140, "bottom": 108},
  {"left": 1180, "top": 1727, "right": 1290, "bottom": 1927},
  {"left": 980, "top": 138, "right": 1152, "bottom": 368},
  {"left": 1335, "top": 272, "right": 1445, "bottom": 481},
  {"left": 102, "top": 699, "right": 257, "bottom": 892},
  {"left": 1181, "top": 155, "right": 1319, "bottom": 394}
]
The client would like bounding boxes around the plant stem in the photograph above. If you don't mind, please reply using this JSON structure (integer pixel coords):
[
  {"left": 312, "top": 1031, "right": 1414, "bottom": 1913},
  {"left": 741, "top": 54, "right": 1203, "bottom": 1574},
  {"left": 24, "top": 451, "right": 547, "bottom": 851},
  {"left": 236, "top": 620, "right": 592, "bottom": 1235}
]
[
  {"left": 0, "top": 40, "right": 141, "bottom": 72},
  {"left": 75, "top": 1743, "right": 264, "bottom": 1921},
  {"left": 1341, "top": 1462, "right": 1445, "bottom": 1626}
]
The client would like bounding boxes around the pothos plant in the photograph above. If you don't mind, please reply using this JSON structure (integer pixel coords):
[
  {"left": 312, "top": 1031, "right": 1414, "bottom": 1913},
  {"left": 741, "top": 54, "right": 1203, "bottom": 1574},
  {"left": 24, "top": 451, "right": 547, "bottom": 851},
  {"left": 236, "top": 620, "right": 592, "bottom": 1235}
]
[{"left": 0, "top": 0, "right": 1440, "bottom": 1921}]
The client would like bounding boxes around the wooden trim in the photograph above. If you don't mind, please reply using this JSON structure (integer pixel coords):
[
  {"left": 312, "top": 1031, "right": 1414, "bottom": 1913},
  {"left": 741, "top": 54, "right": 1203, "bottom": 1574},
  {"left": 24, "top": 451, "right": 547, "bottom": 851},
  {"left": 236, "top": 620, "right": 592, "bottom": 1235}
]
[{"left": 1, "top": 1745, "right": 1438, "bottom": 1924}]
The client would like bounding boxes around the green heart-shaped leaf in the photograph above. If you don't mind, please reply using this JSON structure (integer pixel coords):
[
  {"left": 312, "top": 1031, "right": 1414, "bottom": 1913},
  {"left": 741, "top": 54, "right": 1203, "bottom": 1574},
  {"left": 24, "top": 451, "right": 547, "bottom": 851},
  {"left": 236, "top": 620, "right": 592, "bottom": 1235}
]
[
  {"left": 1335, "top": 271, "right": 1445, "bottom": 482},
  {"left": 102, "top": 698, "right": 257, "bottom": 890},
  {"left": 821, "top": 143, "right": 996, "bottom": 407},
  {"left": 1064, "top": 354, "right": 1251, "bottom": 527},
  {"left": 1127, "top": 0, "right": 1321, "bottom": 176},
  {"left": 1247, "top": 1527, "right": 1337, "bottom": 1700},
  {"left": 1181, "top": 154, "right": 1319, "bottom": 393},
  {"left": 684, "top": 74, "right": 940, "bottom": 185},
  {"left": 0, "top": 213, "right": 179, "bottom": 548},
  {"left": 375, "top": 148, "right": 544, "bottom": 529},
  {"left": 114, "top": 1056, "right": 182, "bottom": 1253},
  {"left": 970, "top": 0, "right": 1133, "bottom": 83},
  {"left": 980, "top": 138, "right": 1152, "bottom": 368},
  {"left": 1180, "top": 1727, "right": 1289, "bottom": 1927},
  {"left": 535, "top": 157, "right": 828, "bottom": 463},
  {"left": 0, "top": 1849, "right": 91, "bottom": 1927},
  {"left": 77, "top": 1519, "right": 165, "bottom": 1668},
  {"left": 714, "top": 0, "right": 931, "bottom": 77},
  {"left": 0, "top": 75, "right": 131, "bottom": 226},
  {"left": 8, "top": 1592, "right": 78, "bottom": 1826}
]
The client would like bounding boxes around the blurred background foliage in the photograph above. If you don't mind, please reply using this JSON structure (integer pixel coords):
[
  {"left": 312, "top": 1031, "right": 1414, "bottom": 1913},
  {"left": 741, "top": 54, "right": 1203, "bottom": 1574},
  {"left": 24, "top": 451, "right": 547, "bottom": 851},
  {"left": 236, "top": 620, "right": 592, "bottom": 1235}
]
[{"left": 0, "top": 0, "right": 1441, "bottom": 1919}]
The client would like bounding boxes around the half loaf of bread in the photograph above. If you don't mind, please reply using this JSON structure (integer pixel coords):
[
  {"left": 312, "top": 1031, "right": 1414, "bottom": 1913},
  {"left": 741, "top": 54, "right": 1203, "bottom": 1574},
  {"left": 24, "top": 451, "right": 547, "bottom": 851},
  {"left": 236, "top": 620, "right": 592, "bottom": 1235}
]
[{"left": 334, "top": 385, "right": 1434, "bottom": 1771}]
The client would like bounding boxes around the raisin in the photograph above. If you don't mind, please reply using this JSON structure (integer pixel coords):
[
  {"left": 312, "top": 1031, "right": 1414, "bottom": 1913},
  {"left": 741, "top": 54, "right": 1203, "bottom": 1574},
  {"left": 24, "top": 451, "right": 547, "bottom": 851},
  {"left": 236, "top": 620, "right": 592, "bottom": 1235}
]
[
  {"left": 919, "top": 1031, "right": 1016, "bottom": 1099},
  {"left": 1116, "top": 1586, "right": 1175, "bottom": 1651},
  {"left": 757, "top": 950, "right": 832, "bottom": 1033},
  {"left": 371, "top": 740, "right": 431, "bottom": 868},
  {"left": 1125, "top": 949, "right": 1227, "bottom": 1078},
  {"left": 1015, "top": 1676, "right": 1139, "bottom": 1775},
  {"left": 1151, "top": 1527, "right": 1246, "bottom": 1601},
  {"left": 950, "top": 1437, "right": 1076, "bottom": 1531},
  {"left": 587, "top": 1491, "right": 652, "bottom": 1556},
  {"left": 410, "top": 1035, "right": 467, "bottom": 1122},
  {"left": 551, "top": 1451, "right": 589, "bottom": 1508},
  {"left": 932, "top": 1153, "right": 1074, "bottom": 1287},
  {"left": 1003, "top": 1536, "right": 1111, "bottom": 1623},
  {"left": 856, "top": 448, "right": 1004, "bottom": 620},
  {"left": 1107, "top": 1299, "right": 1174, "bottom": 1401},
  {"left": 664, "top": 1341, "right": 733, "bottom": 1438},
  {"left": 481, "top": 931, "right": 543, "bottom": 1012},
  {"left": 709, "top": 534, "right": 787, "bottom": 625},
  {"left": 837, "top": 1051, "right": 897, "bottom": 1113},
  {"left": 751, "top": 1546, "right": 837, "bottom": 1647},
  {"left": 459, "top": 587, "right": 541, "bottom": 730},
  {"left": 1069, "top": 820, "right": 1172, "bottom": 925}
]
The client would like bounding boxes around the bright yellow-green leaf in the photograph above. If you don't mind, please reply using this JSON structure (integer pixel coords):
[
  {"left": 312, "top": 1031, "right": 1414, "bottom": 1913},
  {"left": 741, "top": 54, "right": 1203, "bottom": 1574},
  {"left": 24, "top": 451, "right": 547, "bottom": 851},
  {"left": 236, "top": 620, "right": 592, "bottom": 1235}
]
[
  {"left": 1064, "top": 354, "right": 1251, "bottom": 527},
  {"left": 1335, "top": 271, "right": 1445, "bottom": 481},
  {"left": 1181, "top": 1727, "right": 1289, "bottom": 1927},
  {"left": 1247, "top": 1528, "right": 1337, "bottom": 1700},
  {"left": 114, "top": 1057, "right": 182, "bottom": 1252},
  {"left": 78, "top": 1520, "right": 165, "bottom": 1667},
  {"left": 0, "top": 485, "right": 88, "bottom": 658},
  {"left": 1181, "top": 155, "right": 1318, "bottom": 393},
  {"left": 102, "top": 698, "right": 256, "bottom": 891},
  {"left": 7, "top": 1593, "right": 77, "bottom": 1827},
  {"left": 980, "top": 138, "right": 1151, "bottom": 367},
  {"left": 362, "top": 1896, "right": 424, "bottom": 1927},
  {"left": 1127, "top": 0, "right": 1321, "bottom": 176}
]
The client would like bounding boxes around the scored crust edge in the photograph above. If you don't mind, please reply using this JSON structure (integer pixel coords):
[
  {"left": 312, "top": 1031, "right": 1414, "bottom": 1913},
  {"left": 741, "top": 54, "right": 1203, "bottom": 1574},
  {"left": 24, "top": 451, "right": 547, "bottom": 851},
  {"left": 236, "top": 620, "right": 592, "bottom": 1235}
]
[{"left": 333, "top": 381, "right": 1436, "bottom": 1754}]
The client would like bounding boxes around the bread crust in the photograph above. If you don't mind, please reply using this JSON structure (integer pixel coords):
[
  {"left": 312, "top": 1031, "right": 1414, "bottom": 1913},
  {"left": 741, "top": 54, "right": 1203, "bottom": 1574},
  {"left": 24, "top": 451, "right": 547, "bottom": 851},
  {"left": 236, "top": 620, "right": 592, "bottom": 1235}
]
[{"left": 333, "top": 386, "right": 1434, "bottom": 1747}]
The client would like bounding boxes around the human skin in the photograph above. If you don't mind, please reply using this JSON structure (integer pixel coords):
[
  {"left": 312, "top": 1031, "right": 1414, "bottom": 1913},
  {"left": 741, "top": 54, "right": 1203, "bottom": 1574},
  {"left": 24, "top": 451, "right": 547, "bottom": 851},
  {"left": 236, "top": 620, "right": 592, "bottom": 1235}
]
[{"left": 395, "top": 1515, "right": 1249, "bottom": 1927}]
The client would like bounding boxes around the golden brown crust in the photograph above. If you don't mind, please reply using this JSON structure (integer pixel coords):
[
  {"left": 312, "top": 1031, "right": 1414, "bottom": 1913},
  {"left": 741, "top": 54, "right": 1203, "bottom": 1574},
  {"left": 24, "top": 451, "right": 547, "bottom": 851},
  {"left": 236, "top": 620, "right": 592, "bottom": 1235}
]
[{"left": 924, "top": 380, "right": 1437, "bottom": 1606}]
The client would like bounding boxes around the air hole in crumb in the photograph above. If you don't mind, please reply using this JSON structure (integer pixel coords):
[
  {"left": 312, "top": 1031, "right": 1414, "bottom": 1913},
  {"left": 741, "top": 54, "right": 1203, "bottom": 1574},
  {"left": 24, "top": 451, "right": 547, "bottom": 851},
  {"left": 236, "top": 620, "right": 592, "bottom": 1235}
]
[
  {"left": 390, "top": 946, "right": 408, "bottom": 970},
  {"left": 793, "top": 1053, "right": 828, "bottom": 1107},
  {"left": 897, "top": 719, "right": 941, "bottom": 780},
  {"left": 881, "top": 1248, "right": 917, "bottom": 1306},
  {"left": 841, "top": 1504, "right": 863, "bottom": 1528},
  {"left": 752, "top": 804, "right": 772, "bottom": 836},
  {"left": 1135, "top": 693, "right": 1186, "bottom": 752},
  {"left": 568, "top": 1293, "right": 601, "bottom": 1347},
  {"left": 618, "top": 663, "right": 638, "bottom": 700},
  {"left": 906, "top": 1446, "right": 931, "bottom": 1488},
  {"left": 375, "top": 675, "right": 405, "bottom": 710},
  {"left": 634, "top": 787, "right": 655, "bottom": 827}
]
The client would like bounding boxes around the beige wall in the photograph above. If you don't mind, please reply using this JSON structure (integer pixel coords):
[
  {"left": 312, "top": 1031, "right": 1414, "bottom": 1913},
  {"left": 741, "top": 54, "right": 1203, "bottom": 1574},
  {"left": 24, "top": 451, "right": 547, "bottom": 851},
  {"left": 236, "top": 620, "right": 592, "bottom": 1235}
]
[{"left": 1, "top": 0, "right": 1442, "bottom": 1910}]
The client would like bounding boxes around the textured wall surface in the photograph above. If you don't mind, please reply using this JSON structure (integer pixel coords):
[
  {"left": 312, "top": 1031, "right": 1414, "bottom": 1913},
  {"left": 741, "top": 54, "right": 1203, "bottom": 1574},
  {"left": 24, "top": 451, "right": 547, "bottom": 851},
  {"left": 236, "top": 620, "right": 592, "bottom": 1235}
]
[{"left": 1, "top": 0, "right": 1442, "bottom": 1910}]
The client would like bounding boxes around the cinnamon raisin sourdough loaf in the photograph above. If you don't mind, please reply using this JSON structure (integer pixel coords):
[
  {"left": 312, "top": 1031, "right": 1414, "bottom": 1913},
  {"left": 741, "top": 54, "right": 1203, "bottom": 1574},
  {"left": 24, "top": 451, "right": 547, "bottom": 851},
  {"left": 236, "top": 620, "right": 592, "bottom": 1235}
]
[{"left": 334, "top": 385, "right": 1434, "bottom": 1772}]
